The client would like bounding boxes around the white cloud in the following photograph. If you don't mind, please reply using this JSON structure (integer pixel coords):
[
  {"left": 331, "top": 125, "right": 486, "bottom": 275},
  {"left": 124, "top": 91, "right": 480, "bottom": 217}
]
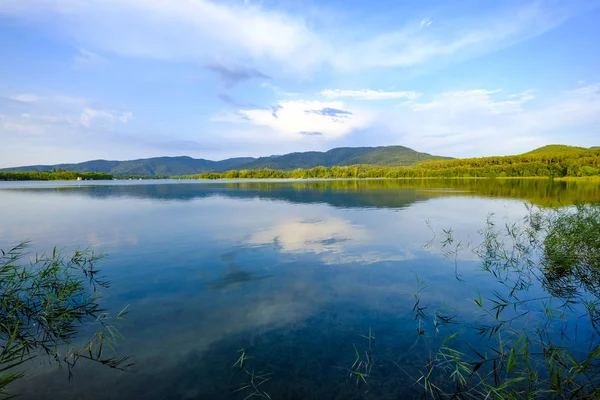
[
  {"left": 381, "top": 84, "right": 600, "bottom": 155},
  {"left": 0, "top": 94, "right": 132, "bottom": 135},
  {"left": 80, "top": 108, "right": 132, "bottom": 128},
  {"left": 0, "top": 114, "right": 46, "bottom": 135},
  {"left": 9, "top": 94, "right": 41, "bottom": 103},
  {"left": 407, "top": 89, "right": 535, "bottom": 114},
  {"left": 208, "top": 84, "right": 600, "bottom": 155},
  {"left": 320, "top": 89, "right": 421, "bottom": 101},
  {"left": 0, "top": 112, "right": 78, "bottom": 135},
  {"left": 237, "top": 100, "right": 372, "bottom": 140},
  {"left": 0, "top": 0, "right": 583, "bottom": 74},
  {"left": 0, "top": 0, "right": 325, "bottom": 73}
]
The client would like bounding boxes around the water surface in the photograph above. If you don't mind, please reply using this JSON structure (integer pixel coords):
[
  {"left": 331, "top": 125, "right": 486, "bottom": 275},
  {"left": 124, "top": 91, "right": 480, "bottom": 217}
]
[{"left": 0, "top": 179, "right": 597, "bottom": 399}]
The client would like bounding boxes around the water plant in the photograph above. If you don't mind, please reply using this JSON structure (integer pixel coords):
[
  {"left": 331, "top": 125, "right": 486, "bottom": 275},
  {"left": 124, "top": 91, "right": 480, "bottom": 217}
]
[
  {"left": 232, "top": 348, "right": 271, "bottom": 399},
  {"left": 0, "top": 243, "right": 131, "bottom": 398},
  {"left": 410, "top": 203, "right": 600, "bottom": 398}
]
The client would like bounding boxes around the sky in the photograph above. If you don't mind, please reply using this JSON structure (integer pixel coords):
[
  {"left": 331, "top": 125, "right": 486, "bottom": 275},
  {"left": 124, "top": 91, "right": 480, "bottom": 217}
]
[{"left": 0, "top": 0, "right": 599, "bottom": 167}]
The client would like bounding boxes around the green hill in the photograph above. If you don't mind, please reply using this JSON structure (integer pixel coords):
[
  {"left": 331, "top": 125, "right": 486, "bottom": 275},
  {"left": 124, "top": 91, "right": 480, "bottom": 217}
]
[
  {"left": 4, "top": 144, "right": 596, "bottom": 178},
  {"left": 1, "top": 160, "right": 121, "bottom": 173},
  {"left": 235, "top": 146, "right": 450, "bottom": 170},
  {"left": 184, "top": 144, "right": 600, "bottom": 180},
  {"left": 0, "top": 146, "right": 449, "bottom": 176},
  {"left": 107, "top": 156, "right": 256, "bottom": 176},
  {"left": 404, "top": 145, "right": 600, "bottom": 178},
  {"left": 522, "top": 144, "right": 589, "bottom": 155},
  {"left": 344, "top": 146, "right": 450, "bottom": 166},
  {"left": 1, "top": 157, "right": 255, "bottom": 177}
]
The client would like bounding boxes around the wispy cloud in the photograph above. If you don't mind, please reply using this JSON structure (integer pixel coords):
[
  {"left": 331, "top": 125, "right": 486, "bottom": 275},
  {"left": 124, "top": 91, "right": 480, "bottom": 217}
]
[
  {"left": 217, "top": 93, "right": 261, "bottom": 109},
  {"left": 206, "top": 63, "right": 270, "bottom": 88},
  {"left": 0, "top": 93, "right": 132, "bottom": 135},
  {"left": 9, "top": 94, "right": 41, "bottom": 103},
  {"left": 320, "top": 89, "right": 421, "bottom": 100},
  {"left": 330, "top": 2, "right": 583, "bottom": 71},
  {"left": 420, "top": 19, "right": 433, "bottom": 28},
  {"left": 382, "top": 85, "right": 600, "bottom": 155},
  {"left": 73, "top": 48, "right": 107, "bottom": 69},
  {"left": 0, "top": 0, "right": 585, "bottom": 74},
  {"left": 80, "top": 108, "right": 132, "bottom": 128}
]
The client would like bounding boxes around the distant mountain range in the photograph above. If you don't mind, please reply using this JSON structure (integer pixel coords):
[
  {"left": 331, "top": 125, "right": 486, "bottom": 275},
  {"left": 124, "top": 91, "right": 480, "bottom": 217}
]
[{"left": 1, "top": 146, "right": 451, "bottom": 176}]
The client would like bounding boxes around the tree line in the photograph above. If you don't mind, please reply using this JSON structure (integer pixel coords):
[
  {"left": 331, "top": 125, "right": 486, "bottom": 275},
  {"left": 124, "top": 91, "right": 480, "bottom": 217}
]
[
  {"left": 176, "top": 148, "right": 600, "bottom": 180},
  {"left": 0, "top": 171, "right": 114, "bottom": 181}
]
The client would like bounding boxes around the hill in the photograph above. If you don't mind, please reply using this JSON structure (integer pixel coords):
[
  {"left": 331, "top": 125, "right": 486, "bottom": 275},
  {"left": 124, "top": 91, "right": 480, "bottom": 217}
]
[
  {"left": 522, "top": 144, "right": 589, "bottom": 155},
  {"left": 405, "top": 145, "right": 600, "bottom": 178},
  {"left": 4, "top": 144, "right": 596, "bottom": 178},
  {"left": 0, "top": 146, "right": 449, "bottom": 176},
  {"left": 235, "top": 146, "right": 450, "bottom": 170},
  {"left": 1, "top": 156, "right": 255, "bottom": 177},
  {"left": 183, "top": 145, "right": 600, "bottom": 180}
]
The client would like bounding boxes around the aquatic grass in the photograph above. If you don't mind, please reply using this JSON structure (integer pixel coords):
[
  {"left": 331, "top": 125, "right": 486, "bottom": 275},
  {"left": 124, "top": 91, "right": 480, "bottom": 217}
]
[
  {"left": 233, "top": 348, "right": 248, "bottom": 371},
  {"left": 211, "top": 202, "right": 600, "bottom": 398},
  {"left": 233, "top": 369, "right": 272, "bottom": 400},
  {"left": 339, "top": 327, "right": 377, "bottom": 389},
  {"left": 406, "top": 203, "right": 600, "bottom": 398},
  {"left": 0, "top": 243, "right": 131, "bottom": 397},
  {"left": 232, "top": 349, "right": 271, "bottom": 399}
]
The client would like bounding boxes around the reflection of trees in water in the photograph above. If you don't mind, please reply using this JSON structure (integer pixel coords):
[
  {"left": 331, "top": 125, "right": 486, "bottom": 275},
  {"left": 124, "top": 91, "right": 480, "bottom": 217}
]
[
  {"left": 10, "top": 178, "right": 600, "bottom": 208},
  {"left": 541, "top": 204, "right": 600, "bottom": 325}
]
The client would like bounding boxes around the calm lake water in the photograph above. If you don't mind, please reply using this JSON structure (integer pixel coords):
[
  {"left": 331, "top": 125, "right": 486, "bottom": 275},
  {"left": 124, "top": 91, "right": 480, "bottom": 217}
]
[{"left": 0, "top": 179, "right": 598, "bottom": 399}]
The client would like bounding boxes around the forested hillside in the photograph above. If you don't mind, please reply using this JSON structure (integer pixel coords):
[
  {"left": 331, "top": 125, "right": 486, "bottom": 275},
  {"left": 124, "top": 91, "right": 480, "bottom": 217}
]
[
  {"left": 236, "top": 146, "right": 450, "bottom": 170},
  {"left": 181, "top": 145, "right": 600, "bottom": 179},
  {"left": 3, "top": 145, "right": 598, "bottom": 180},
  {"left": 0, "top": 146, "right": 448, "bottom": 176},
  {"left": 521, "top": 144, "right": 590, "bottom": 155},
  {"left": 413, "top": 145, "right": 600, "bottom": 177},
  {"left": 1, "top": 156, "right": 255, "bottom": 177}
]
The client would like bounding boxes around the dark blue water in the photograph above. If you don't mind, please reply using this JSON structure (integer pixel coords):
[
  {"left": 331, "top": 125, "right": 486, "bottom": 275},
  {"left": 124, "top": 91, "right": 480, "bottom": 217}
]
[{"left": 0, "top": 180, "right": 561, "bottom": 399}]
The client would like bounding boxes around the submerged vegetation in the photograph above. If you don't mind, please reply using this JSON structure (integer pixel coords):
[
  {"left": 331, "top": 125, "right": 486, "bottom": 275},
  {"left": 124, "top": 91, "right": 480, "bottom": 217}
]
[
  {"left": 0, "top": 171, "right": 113, "bottom": 181},
  {"left": 407, "top": 203, "right": 600, "bottom": 398},
  {"left": 224, "top": 203, "right": 600, "bottom": 399},
  {"left": 179, "top": 146, "right": 600, "bottom": 180},
  {"left": 0, "top": 244, "right": 130, "bottom": 398}
]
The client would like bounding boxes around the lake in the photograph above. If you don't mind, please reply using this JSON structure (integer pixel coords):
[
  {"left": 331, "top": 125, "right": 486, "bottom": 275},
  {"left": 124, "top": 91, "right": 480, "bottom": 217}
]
[{"left": 0, "top": 178, "right": 598, "bottom": 399}]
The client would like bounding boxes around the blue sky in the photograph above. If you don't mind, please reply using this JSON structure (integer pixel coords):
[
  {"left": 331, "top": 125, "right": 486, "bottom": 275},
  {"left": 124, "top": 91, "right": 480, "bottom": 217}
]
[{"left": 0, "top": 0, "right": 599, "bottom": 167}]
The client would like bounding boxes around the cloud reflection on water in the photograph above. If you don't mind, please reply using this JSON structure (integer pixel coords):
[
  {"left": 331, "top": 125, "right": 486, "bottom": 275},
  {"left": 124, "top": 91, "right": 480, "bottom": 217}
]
[{"left": 0, "top": 180, "right": 539, "bottom": 399}]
